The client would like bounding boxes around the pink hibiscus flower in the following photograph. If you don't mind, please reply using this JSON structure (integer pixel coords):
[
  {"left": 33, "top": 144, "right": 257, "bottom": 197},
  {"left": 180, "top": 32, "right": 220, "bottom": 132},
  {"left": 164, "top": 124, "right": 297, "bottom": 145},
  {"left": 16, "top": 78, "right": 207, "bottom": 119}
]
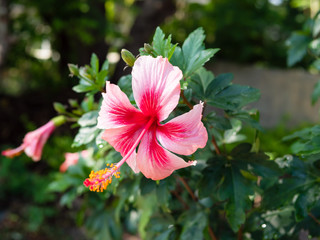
[
  {"left": 2, "top": 116, "right": 65, "bottom": 161},
  {"left": 60, "top": 150, "right": 89, "bottom": 172},
  {"left": 84, "top": 56, "right": 208, "bottom": 192},
  {"left": 2, "top": 121, "right": 55, "bottom": 161}
]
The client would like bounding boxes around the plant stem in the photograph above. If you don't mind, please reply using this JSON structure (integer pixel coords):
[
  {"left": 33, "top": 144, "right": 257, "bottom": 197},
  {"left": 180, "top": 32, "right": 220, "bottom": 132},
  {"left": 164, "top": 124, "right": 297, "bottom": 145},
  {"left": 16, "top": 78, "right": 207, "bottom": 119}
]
[
  {"left": 237, "top": 225, "right": 243, "bottom": 240},
  {"left": 170, "top": 190, "right": 189, "bottom": 210},
  {"left": 308, "top": 212, "right": 320, "bottom": 225},
  {"left": 176, "top": 175, "right": 218, "bottom": 240},
  {"left": 181, "top": 90, "right": 193, "bottom": 109},
  {"left": 211, "top": 136, "right": 221, "bottom": 155},
  {"left": 177, "top": 176, "right": 198, "bottom": 202},
  {"left": 208, "top": 225, "right": 218, "bottom": 240}
]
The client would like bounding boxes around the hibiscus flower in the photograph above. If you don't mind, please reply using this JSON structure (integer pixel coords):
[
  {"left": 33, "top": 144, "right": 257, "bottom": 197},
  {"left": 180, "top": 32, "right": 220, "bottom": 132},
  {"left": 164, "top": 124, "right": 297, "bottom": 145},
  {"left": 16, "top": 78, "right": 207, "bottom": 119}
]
[
  {"left": 84, "top": 56, "right": 208, "bottom": 192},
  {"left": 2, "top": 116, "right": 65, "bottom": 161}
]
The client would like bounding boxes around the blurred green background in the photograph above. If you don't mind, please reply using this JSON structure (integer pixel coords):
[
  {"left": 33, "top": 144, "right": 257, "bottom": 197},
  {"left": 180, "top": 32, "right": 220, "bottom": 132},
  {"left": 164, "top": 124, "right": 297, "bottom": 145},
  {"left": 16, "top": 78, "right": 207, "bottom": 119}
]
[{"left": 0, "top": 0, "right": 315, "bottom": 239}]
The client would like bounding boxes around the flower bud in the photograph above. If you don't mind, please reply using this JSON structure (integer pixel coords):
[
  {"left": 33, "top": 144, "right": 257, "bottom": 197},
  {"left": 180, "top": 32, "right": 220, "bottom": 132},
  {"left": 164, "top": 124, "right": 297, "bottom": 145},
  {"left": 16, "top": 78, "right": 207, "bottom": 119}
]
[
  {"left": 121, "top": 49, "right": 136, "bottom": 67},
  {"left": 68, "top": 64, "right": 79, "bottom": 76},
  {"left": 144, "top": 43, "right": 153, "bottom": 54}
]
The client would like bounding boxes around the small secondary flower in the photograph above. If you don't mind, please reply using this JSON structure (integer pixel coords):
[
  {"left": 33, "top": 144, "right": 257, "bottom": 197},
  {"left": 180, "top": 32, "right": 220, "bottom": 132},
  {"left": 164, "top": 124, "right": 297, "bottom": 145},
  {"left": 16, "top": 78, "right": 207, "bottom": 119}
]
[
  {"left": 84, "top": 56, "right": 208, "bottom": 192},
  {"left": 2, "top": 116, "right": 66, "bottom": 161},
  {"left": 60, "top": 150, "right": 89, "bottom": 172}
]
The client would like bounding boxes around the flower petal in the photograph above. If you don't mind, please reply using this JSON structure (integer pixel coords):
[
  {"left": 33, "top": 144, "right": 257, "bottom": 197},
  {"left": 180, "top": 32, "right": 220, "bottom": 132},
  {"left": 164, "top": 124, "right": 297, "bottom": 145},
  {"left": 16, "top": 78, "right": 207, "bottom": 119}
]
[
  {"left": 156, "top": 103, "right": 208, "bottom": 155},
  {"left": 24, "top": 121, "right": 55, "bottom": 161},
  {"left": 101, "top": 125, "right": 145, "bottom": 173},
  {"left": 2, "top": 145, "right": 25, "bottom": 158},
  {"left": 132, "top": 56, "right": 182, "bottom": 122},
  {"left": 137, "top": 130, "right": 196, "bottom": 180},
  {"left": 97, "top": 82, "right": 145, "bottom": 129}
]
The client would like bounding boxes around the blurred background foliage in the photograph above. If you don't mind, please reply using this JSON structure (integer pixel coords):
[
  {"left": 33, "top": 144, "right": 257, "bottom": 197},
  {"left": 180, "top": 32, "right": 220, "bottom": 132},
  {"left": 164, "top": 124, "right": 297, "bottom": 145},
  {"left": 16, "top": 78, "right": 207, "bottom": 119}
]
[{"left": 1, "top": 0, "right": 319, "bottom": 239}]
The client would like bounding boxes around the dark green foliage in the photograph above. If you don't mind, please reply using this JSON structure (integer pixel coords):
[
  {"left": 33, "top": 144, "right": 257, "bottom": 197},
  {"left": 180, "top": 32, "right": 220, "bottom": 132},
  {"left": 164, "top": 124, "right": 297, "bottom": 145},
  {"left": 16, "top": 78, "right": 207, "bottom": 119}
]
[{"left": 4, "top": 24, "right": 320, "bottom": 240}]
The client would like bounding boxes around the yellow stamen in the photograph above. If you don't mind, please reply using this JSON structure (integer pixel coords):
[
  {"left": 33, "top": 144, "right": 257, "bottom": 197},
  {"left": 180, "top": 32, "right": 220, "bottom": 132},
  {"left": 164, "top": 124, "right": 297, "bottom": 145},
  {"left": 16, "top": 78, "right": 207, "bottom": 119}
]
[{"left": 83, "top": 164, "right": 121, "bottom": 192}]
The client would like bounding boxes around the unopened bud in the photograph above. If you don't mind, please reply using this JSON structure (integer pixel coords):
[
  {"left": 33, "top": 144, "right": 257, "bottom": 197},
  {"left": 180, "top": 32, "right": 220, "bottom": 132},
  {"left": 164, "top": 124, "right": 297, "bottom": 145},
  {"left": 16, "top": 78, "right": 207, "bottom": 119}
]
[
  {"left": 144, "top": 43, "right": 153, "bottom": 53},
  {"left": 121, "top": 49, "right": 136, "bottom": 67},
  {"left": 68, "top": 64, "right": 79, "bottom": 76}
]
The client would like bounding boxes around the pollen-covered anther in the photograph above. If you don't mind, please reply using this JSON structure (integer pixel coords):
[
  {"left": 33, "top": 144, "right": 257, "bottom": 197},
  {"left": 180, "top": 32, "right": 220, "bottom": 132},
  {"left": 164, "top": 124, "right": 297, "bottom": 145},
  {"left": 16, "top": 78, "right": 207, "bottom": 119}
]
[{"left": 83, "top": 164, "right": 120, "bottom": 192}]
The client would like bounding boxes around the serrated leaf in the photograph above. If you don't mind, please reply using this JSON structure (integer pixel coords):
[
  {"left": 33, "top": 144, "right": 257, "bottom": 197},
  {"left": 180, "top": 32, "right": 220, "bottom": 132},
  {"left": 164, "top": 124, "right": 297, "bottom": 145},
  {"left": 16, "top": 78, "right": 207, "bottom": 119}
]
[
  {"left": 189, "top": 67, "right": 215, "bottom": 98},
  {"left": 218, "top": 164, "right": 254, "bottom": 232},
  {"left": 152, "top": 27, "right": 177, "bottom": 60},
  {"left": 96, "top": 70, "right": 108, "bottom": 89},
  {"left": 205, "top": 112, "right": 232, "bottom": 131},
  {"left": 198, "top": 156, "right": 225, "bottom": 198},
  {"left": 185, "top": 48, "right": 219, "bottom": 78},
  {"left": 262, "top": 177, "right": 307, "bottom": 210},
  {"left": 205, "top": 73, "right": 233, "bottom": 98},
  {"left": 208, "top": 84, "right": 260, "bottom": 111},
  {"left": 171, "top": 28, "right": 219, "bottom": 78}
]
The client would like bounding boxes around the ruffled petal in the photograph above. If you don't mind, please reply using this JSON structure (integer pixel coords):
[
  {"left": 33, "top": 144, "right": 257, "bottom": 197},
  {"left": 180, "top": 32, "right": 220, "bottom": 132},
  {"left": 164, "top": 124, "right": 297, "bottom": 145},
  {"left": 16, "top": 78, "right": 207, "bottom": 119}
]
[
  {"left": 132, "top": 56, "right": 182, "bottom": 122},
  {"left": 101, "top": 124, "right": 147, "bottom": 173},
  {"left": 137, "top": 130, "right": 196, "bottom": 180},
  {"left": 97, "top": 82, "right": 145, "bottom": 129},
  {"left": 156, "top": 103, "right": 208, "bottom": 156}
]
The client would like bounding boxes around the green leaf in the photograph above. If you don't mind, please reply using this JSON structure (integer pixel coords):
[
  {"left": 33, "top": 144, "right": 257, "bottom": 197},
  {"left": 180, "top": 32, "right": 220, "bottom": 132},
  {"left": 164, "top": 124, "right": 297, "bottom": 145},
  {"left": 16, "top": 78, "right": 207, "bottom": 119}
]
[
  {"left": 230, "top": 110, "right": 263, "bottom": 131},
  {"left": 53, "top": 102, "right": 66, "bottom": 114},
  {"left": 171, "top": 28, "right": 219, "bottom": 78},
  {"left": 309, "top": 39, "right": 320, "bottom": 56},
  {"left": 118, "top": 75, "right": 133, "bottom": 101},
  {"left": 208, "top": 84, "right": 260, "bottom": 111},
  {"left": 72, "top": 84, "right": 96, "bottom": 93},
  {"left": 189, "top": 67, "right": 215, "bottom": 98},
  {"left": 68, "top": 64, "right": 79, "bottom": 76},
  {"left": 287, "top": 32, "right": 311, "bottom": 67},
  {"left": 218, "top": 164, "right": 254, "bottom": 232},
  {"left": 154, "top": 228, "right": 174, "bottom": 240},
  {"left": 156, "top": 181, "right": 171, "bottom": 211},
  {"left": 90, "top": 53, "right": 99, "bottom": 75},
  {"left": 205, "top": 112, "right": 232, "bottom": 131},
  {"left": 101, "top": 59, "right": 109, "bottom": 71},
  {"left": 198, "top": 156, "right": 225, "bottom": 199},
  {"left": 96, "top": 70, "right": 108, "bottom": 89},
  {"left": 179, "top": 209, "right": 207, "bottom": 240},
  {"left": 151, "top": 27, "right": 177, "bottom": 60},
  {"left": 231, "top": 143, "right": 281, "bottom": 178},
  {"left": 262, "top": 178, "right": 307, "bottom": 210},
  {"left": 312, "top": 81, "right": 320, "bottom": 105},
  {"left": 72, "top": 126, "right": 100, "bottom": 147},
  {"left": 140, "top": 177, "right": 156, "bottom": 195},
  {"left": 313, "top": 12, "right": 320, "bottom": 37},
  {"left": 205, "top": 73, "right": 233, "bottom": 98},
  {"left": 78, "top": 111, "right": 98, "bottom": 127}
]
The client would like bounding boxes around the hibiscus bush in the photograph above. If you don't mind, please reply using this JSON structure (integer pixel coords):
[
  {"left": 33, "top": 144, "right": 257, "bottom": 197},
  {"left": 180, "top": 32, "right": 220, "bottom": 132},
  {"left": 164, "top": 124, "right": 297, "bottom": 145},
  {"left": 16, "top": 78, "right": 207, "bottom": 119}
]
[{"left": 3, "top": 26, "right": 320, "bottom": 240}]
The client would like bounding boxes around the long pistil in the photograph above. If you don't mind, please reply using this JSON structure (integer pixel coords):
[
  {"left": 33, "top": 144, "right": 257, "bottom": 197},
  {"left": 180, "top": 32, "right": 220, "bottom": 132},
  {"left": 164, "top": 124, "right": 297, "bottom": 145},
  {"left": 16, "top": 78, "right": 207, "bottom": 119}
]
[{"left": 83, "top": 117, "right": 154, "bottom": 192}]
